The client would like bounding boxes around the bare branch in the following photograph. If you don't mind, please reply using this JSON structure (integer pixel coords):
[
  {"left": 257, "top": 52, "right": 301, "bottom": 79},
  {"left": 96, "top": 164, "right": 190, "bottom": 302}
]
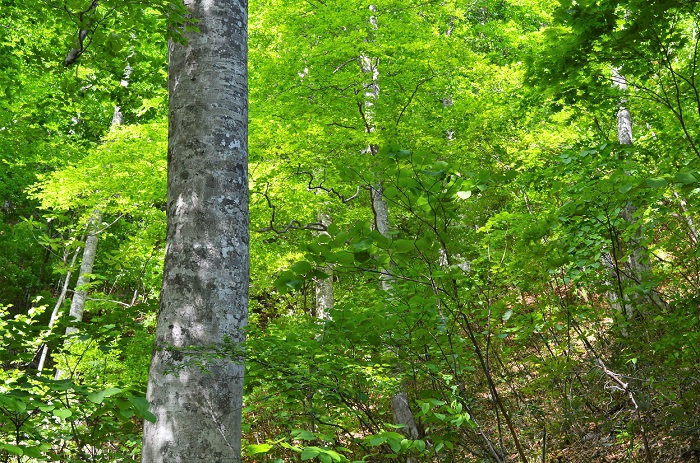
[
  {"left": 296, "top": 165, "right": 362, "bottom": 203},
  {"left": 396, "top": 74, "right": 435, "bottom": 126},
  {"left": 597, "top": 358, "right": 654, "bottom": 463},
  {"left": 333, "top": 57, "right": 359, "bottom": 73},
  {"left": 255, "top": 190, "right": 327, "bottom": 234}
]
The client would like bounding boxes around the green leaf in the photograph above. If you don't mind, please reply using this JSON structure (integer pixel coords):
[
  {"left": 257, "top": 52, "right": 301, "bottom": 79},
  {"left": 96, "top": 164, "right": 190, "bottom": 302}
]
[
  {"left": 102, "top": 387, "right": 122, "bottom": 397},
  {"left": 286, "top": 279, "right": 304, "bottom": 291},
  {"left": 292, "top": 261, "right": 313, "bottom": 274},
  {"left": 388, "top": 438, "right": 402, "bottom": 453},
  {"left": 301, "top": 447, "right": 321, "bottom": 460},
  {"left": 87, "top": 390, "right": 105, "bottom": 404},
  {"left": 393, "top": 239, "right": 414, "bottom": 253},
  {"left": 675, "top": 172, "right": 697, "bottom": 184},
  {"left": 412, "top": 440, "right": 426, "bottom": 452},
  {"left": 0, "top": 444, "right": 23, "bottom": 456},
  {"left": 53, "top": 408, "right": 72, "bottom": 419},
  {"left": 383, "top": 186, "right": 400, "bottom": 199},
  {"left": 312, "top": 268, "right": 331, "bottom": 279},
  {"left": 618, "top": 182, "right": 637, "bottom": 194},
  {"left": 420, "top": 402, "right": 430, "bottom": 414},
  {"left": 456, "top": 190, "right": 472, "bottom": 199},
  {"left": 645, "top": 177, "right": 667, "bottom": 188},
  {"left": 502, "top": 309, "right": 513, "bottom": 321},
  {"left": 369, "top": 435, "right": 386, "bottom": 446},
  {"left": 22, "top": 446, "right": 43, "bottom": 458},
  {"left": 128, "top": 395, "right": 150, "bottom": 412},
  {"left": 247, "top": 443, "right": 273, "bottom": 455},
  {"left": 326, "top": 223, "right": 339, "bottom": 236},
  {"left": 293, "top": 429, "right": 317, "bottom": 440},
  {"left": 351, "top": 238, "right": 373, "bottom": 252},
  {"left": 331, "top": 251, "right": 355, "bottom": 266},
  {"left": 415, "top": 235, "right": 432, "bottom": 252},
  {"left": 0, "top": 396, "right": 26, "bottom": 413}
]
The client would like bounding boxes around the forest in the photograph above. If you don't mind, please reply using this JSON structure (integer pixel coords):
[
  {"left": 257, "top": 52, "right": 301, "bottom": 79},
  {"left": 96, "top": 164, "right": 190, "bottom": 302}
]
[{"left": 1, "top": 0, "right": 700, "bottom": 461}]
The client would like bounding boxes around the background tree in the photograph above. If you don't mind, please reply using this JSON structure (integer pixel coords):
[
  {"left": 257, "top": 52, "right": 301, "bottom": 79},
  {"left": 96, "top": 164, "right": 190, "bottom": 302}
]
[{"left": 1, "top": 0, "right": 699, "bottom": 462}]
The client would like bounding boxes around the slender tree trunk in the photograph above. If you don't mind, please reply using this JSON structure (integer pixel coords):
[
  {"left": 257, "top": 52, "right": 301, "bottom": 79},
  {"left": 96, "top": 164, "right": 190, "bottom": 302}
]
[
  {"left": 372, "top": 187, "right": 419, "bottom": 442},
  {"left": 361, "top": 5, "right": 419, "bottom": 444},
  {"left": 609, "top": 68, "right": 662, "bottom": 323},
  {"left": 37, "top": 246, "right": 81, "bottom": 373},
  {"left": 53, "top": 211, "right": 102, "bottom": 379},
  {"left": 309, "top": 211, "right": 333, "bottom": 432},
  {"left": 141, "top": 0, "right": 248, "bottom": 461},
  {"left": 314, "top": 210, "right": 334, "bottom": 320},
  {"left": 55, "top": 100, "right": 128, "bottom": 378},
  {"left": 65, "top": 212, "right": 101, "bottom": 336}
]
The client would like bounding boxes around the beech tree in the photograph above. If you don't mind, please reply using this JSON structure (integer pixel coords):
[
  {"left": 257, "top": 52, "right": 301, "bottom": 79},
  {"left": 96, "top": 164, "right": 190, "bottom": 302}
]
[
  {"left": 141, "top": 0, "right": 249, "bottom": 462},
  {"left": 3, "top": 0, "right": 700, "bottom": 461}
]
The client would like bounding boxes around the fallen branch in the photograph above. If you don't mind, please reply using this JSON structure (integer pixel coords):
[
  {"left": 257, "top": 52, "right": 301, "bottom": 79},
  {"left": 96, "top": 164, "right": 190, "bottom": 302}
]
[{"left": 597, "top": 358, "right": 653, "bottom": 463}]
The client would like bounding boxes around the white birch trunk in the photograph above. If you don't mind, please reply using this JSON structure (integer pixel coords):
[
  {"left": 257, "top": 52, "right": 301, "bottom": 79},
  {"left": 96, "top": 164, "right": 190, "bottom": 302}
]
[
  {"left": 53, "top": 211, "right": 102, "bottom": 380},
  {"left": 141, "top": 0, "right": 248, "bottom": 461}
]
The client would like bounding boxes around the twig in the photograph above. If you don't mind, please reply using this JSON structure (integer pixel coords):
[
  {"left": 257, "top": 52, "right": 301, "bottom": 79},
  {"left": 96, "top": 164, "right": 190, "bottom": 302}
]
[
  {"left": 296, "top": 165, "right": 363, "bottom": 203},
  {"left": 256, "top": 190, "right": 326, "bottom": 234},
  {"left": 596, "top": 358, "right": 653, "bottom": 463},
  {"left": 396, "top": 74, "right": 435, "bottom": 126}
]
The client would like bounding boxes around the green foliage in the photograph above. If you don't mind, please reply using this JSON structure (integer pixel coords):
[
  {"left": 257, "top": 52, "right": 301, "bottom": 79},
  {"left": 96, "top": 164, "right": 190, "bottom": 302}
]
[
  {"left": 0, "top": 303, "right": 154, "bottom": 461},
  {"left": 1, "top": 0, "right": 700, "bottom": 461}
]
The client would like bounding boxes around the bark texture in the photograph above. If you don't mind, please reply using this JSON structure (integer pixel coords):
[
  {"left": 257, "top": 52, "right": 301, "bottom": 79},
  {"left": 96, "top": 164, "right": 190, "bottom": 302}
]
[
  {"left": 361, "top": 5, "right": 418, "bottom": 444},
  {"left": 141, "top": 1, "right": 248, "bottom": 461},
  {"left": 37, "top": 248, "right": 80, "bottom": 372},
  {"left": 608, "top": 68, "right": 657, "bottom": 321},
  {"left": 314, "top": 210, "right": 334, "bottom": 320},
  {"left": 65, "top": 215, "right": 101, "bottom": 337}
]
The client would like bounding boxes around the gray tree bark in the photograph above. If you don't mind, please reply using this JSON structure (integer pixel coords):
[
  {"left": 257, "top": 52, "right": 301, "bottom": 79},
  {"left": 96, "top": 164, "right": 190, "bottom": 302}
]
[
  {"left": 37, "top": 246, "right": 80, "bottom": 373},
  {"left": 314, "top": 210, "right": 334, "bottom": 320},
  {"left": 65, "top": 212, "right": 101, "bottom": 336},
  {"left": 360, "top": 7, "right": 419, "bottom": 443},
  {"left": 141, "top": 0, "right": 248, "bottom": 462},
  {"left": 608, "top": 68, "right": 657, "bottom": 322}
]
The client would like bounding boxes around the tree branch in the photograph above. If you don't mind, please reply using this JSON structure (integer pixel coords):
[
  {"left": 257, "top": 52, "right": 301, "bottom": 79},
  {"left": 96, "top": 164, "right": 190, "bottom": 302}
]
[
  {"left": 597, "top": 358, "right": 654, "bottom": 463},
  {"left": 256, "top": 190, "right": 326, "bottom": 234},
  {"left": 296, "top": 165, "right": 362, "bottom": 203}
]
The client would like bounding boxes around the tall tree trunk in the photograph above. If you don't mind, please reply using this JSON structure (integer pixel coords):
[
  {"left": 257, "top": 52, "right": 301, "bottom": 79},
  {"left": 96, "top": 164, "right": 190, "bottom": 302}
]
[
  {"left": 141, "top": 0, "right": 249, "bottom": 461},
  {"left": 309, "top": 211, "right": 333, "bottom": 432},
  {"left": 372, "top": 186, "right": 419, "bottom": 442},
  {"left": 314, "top": 210, "right": 334, "bottom": 320},
  {"left": 55, "top": 100, "right": 126, "bottom": 378},
  {"left": 608, "top": 68, "right": 656, "bottom": 322},
  {"left": 65, "top": 211, "right": 101, "bottom": 336},
  {"left": 361, "top": 5, "right": 419, "bottom": 444},
  {"left": 37, "top": 246, "right": 81, "bottom": 373},
  {"left": 53, "top": 211, "right": 102, "bottom": 380}
]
